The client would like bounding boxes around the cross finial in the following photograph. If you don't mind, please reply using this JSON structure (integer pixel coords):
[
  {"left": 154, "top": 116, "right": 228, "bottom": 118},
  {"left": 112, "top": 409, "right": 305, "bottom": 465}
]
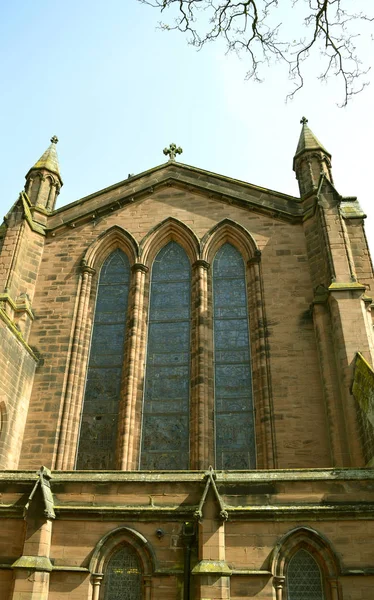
[
  {"left": 163, "top": 143, "right": 183, "bottom": 161},
  {"left": 50, "top": 135, "right": 59, "bottom": 144},
  {"left": 300, "top": 117, "right": 308, "bottom": 125}
]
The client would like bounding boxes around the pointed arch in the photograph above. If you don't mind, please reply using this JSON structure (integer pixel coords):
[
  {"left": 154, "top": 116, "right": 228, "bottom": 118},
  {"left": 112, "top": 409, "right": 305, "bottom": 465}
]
[
  {"left": 212, "top": 243, "right": 256, "bottom": 469},
  {"left": 201, "top": 219, "right": 260, "bottom": 264},
  {"left": 55, "top": 227, "right": 138, "bottom": 470},
  {"left": 271, "top": 526, "right": 341, "bottom": 580},
  {"left": 140, "top": 217, "right": 200, "bottom": 267},
  {"left": 75, "top": 248, "right": 131, "bottom": 470},
  {"left": 140, "top": 241, "right": 192, "bottom": 469},
  {"left": 83, "top": 225, "right": 139, "bottom": 271},
  {"left": 89, "top": 526, "right": 155, "bottom": 600},
  {"left": 44, "top": 173, "right": 56, "bottom": 184},
  {"left": 203, "top": 219, "right": 275, "bottom": 469},
  {"left": 89, "top": 526, "right": 155, "bottom": 576}
]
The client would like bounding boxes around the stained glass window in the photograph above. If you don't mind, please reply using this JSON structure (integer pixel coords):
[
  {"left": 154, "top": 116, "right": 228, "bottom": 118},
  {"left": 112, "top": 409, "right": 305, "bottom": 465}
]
[
  {"left": 141, "top": 242, "right": 191, "bottom": 470},
  {"left": 104, "top": 545, "right": 142, "bottom": 600},
  {"left": 287, "top": 549, "right": 325, "bottom": 600},
  {"left": 213, "top": 243, "right": 255, "bottom": 469},
  {"left": 76, "top": 250, "right": 130, "bottom": 470}
]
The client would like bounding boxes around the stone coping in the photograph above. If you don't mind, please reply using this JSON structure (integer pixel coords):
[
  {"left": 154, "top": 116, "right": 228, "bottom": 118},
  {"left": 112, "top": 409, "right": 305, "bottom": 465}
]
[
  {"left": 51, "top": 161, "right": 300, "bottom": 217},
  {"left": 0, "top": 468, "right": 373, "bottom": 484}
]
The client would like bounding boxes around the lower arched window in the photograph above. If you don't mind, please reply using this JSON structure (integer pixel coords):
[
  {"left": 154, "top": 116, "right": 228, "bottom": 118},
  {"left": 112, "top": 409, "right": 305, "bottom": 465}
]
[
  {"left": 287, "top": 549, "right": 325, "bottom": 600},
  {"left": 104, "top": 544, "right": 142, "bottom": 600}
]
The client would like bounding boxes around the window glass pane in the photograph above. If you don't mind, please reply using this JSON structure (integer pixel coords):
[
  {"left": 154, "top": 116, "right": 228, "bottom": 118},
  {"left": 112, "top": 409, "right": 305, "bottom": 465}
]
[
  {"left": 76, "top": 250, "right": 130, "bottom": 470},
  {"left": 287, "top": 549, "right": 325, "bottom": 600},
  {"left": 104, "top": 545, "right": 142, "bottom": 600},
  {"left": 213, "top": 243, "right": 255, "bottom": 469},
  {"left": 141, "top": 242, "right": 191, "bottom": 470}
]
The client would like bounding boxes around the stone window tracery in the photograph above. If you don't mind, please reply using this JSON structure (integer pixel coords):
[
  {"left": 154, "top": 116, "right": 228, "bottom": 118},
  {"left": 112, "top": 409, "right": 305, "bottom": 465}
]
[
  {"left": 76, "top": 249, "right": 131, "bottom": 470},
  {"left": 140, "top": 241, "right": 191, "bottom": 469},
  {"left": 68, "top": 219, "right": 274, "bottom": 471},
  {"left": 213, "top": 243, "right": 255, "bottom": 469},
  {"left": 272, "top": 527, "right": 340, "bottom": 600},
  {"left": 287, "top": 549, "right": 325, "bottom": 600},
  {"left": 103, "top": 544, "right": 142, "bottom": 600}
]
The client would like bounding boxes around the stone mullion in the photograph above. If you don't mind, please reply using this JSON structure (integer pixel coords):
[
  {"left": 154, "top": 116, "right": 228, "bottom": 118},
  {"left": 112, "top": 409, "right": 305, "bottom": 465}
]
[
  {"left": 191, "top": 260, "right": 211, "bottom": 470},
  {"left": 246, "top": 254, "right": 276, "bottom": 469},
  {"left": 37, "top": 175, "right": 51, "bottom": 208},
  {"left": 118, "top": 263, "right": 148, "bottom": 470},
  {"left": 46, "top": 182, "right": 58, "bottom": 212},
  {"left": 55, "top": 265, "right": 95, "bottom": 470}
]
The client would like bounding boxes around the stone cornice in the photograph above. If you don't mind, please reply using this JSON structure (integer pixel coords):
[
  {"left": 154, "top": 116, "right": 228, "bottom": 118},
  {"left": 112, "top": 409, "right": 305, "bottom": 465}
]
[
  {"left": 222, "top": 503, "right": 374, "bottom": 521},
  {"left": 1, "top": 469, "right": 374, "bottom": 523},
  {"left": 1, "top": 562, "right": 373, "bottom": 576},
  {"left": 2, "top": 502, "right": 372, "bottom": 523},
  {"left": 0, "top": 467, "right": 373, "bottom": 484}
]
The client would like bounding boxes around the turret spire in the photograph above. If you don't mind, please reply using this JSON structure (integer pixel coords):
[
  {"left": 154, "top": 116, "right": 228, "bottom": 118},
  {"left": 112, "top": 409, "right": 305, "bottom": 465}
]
[
  {"left": 293, "top": 118, "right": 333, "bottom": 196},
  {"left": 25, "top": 136, "right": 63, "bottom": 211},
  {"left": 294, "top": 117, "right": 331, "bottom": 165},
  {"left": 27, "top": 136, "right": 62, "bottom": 183}
]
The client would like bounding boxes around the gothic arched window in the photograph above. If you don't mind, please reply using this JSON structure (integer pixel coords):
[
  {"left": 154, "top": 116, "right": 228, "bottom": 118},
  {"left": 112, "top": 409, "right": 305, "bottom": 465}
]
[
  {"left": 140, "top": 242, "right": 191, "bottom": 469},
  {"left": 213, "top": 243, "right": 255, "bottom": 469},
  {"left": 287, "top": 549, "right": 325, "bottom": 600},
  {"left": 76, "top": 249, "right": 130, "bottom": 470},
  {"left": 104, "top": 544, "right": 142, "bottom": 600}
]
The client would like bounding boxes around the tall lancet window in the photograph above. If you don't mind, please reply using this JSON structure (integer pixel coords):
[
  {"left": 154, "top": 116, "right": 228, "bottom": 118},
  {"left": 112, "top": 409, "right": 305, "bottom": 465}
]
[
  {"left": 76, "top": 250, "right": 130, "bottom": 470},
  {"left": 213, "top": 243, "right": 255, "bottom": 469},
  {"left": 141, "top": 242, "right": 191, "bottom": 469},
  {"left": 287, "top": 549, "right": 325, "bottom": 600}
]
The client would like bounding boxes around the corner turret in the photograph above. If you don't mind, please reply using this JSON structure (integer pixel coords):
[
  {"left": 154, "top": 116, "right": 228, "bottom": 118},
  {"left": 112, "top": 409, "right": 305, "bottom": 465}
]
[
  {"left": 293, "top": 117, "right": 333, "bottom": 196},
  {"left": 25, "top": 136, "right": 63, "bottom": 211}
]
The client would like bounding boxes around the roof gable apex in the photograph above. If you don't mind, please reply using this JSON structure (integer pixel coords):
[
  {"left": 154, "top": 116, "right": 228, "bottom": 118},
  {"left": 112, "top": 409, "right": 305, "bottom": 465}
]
[{"left": 47, "top": 163, "right": 302, "bottom": 232}]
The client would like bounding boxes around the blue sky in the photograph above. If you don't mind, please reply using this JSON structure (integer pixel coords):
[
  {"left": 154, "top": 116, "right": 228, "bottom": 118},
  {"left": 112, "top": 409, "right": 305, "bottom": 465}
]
[{"left": 1, "top": 1, "right": 373, "bottom": 248}]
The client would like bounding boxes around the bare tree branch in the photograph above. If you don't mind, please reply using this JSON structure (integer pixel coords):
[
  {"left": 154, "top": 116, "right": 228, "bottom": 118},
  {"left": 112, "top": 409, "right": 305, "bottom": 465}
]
[{"left": 138, "top": 0, "right": 373, "bottom": 105}]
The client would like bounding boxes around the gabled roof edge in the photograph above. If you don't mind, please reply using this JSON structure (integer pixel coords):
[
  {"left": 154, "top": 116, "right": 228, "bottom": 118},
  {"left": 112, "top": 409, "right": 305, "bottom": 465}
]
[{"left": 52, "top": 161, "right": 300, "bottom": 216}]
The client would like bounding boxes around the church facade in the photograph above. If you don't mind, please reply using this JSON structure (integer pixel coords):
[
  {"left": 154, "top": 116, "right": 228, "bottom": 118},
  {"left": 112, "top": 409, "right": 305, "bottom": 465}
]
[{"left": 0, "top": 121, "right": 373, "bottom": 599}]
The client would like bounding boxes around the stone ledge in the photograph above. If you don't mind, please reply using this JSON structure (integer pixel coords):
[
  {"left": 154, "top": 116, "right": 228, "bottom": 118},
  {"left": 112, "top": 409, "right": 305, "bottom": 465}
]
[
  {"left": 328, "top": 282, "right": 366, "bottom": 292},
  {"left": 192, "top": 560, "right": 232, "bottom": 576},
  {"left": 12, "top": 555, "right": 53, "bottom": 572},
  {"left": 231, "top": 570, "right": 272, "bottom": 576},
  {"left": 1, "top": 467, "right": 374, "bottom": 484}
]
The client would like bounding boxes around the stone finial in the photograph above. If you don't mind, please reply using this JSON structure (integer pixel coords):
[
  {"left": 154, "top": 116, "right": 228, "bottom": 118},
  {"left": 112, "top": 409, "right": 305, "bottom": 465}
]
[
  {"left": 50, "top": 135, "right": 59, "bottom": 144},
  {"left": 163, "top": 143, "right": 183, "bottom": 161},
  {"left": 300, "top": 116, "right": 308, "bottom": 125}
]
